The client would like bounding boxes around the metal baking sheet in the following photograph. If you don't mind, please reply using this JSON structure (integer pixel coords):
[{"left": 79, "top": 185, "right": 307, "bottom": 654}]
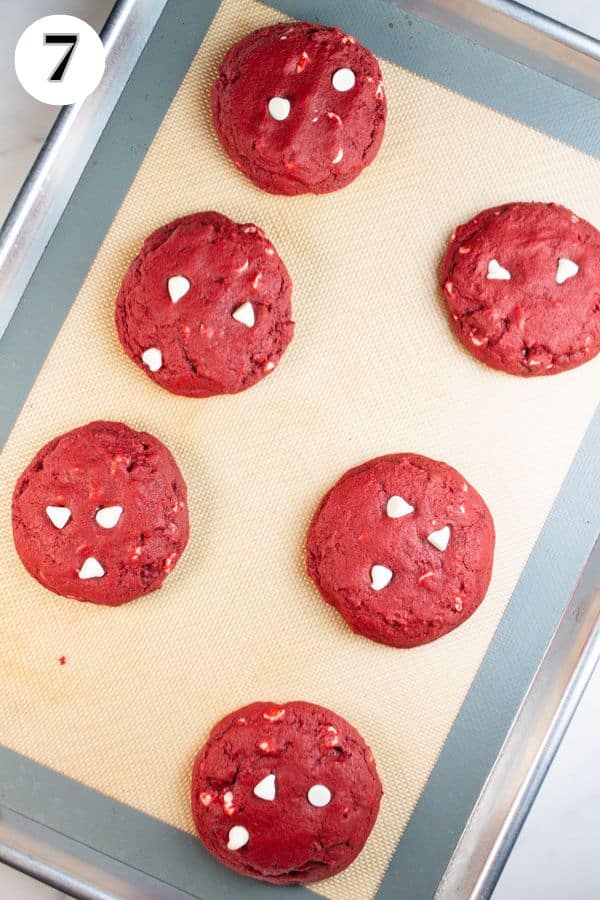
[{"left": 1, "top": 2, "right": 599, "bottom": 898}]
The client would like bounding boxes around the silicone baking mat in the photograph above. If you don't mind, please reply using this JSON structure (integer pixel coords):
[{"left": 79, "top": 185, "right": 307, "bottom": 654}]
[{"left": 1, "top": 1, "right": 599, "bottom": 898}]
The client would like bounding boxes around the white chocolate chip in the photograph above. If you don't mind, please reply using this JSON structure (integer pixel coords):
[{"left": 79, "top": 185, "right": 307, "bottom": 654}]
[
  {"left": 386, "top": 495, "right": 414, "bottom": 518},
  {"left": 332, "top": 67, "right": 355, "bottom": 91},
  {"left": 163, "top": 552, "right": 177, "bottom": 573},
  {"left": 487, "top": 259, "right": 511, "bottom": 280},
  {"left": 168, "top": 275, "right": 190, "bottom": 303},
  {"left": 95, "top": 505, "right": 123, "bottom": 529},
  {"left": 556, "top": 257, "right": 579, "bottom": 284},
  {"left": 223, "top": 791, "right": 236, "bottom": 816},
  {"left": 370, "top": 564, "right": 393, "bottom": 590},
  {"left": 46, "top": 506, "right": 71, "bottom": 529},
  {"left": 307, "top": 784, "right": 331, "bottom": 807},
  {"left": 332, "top": 148, "right": 343, "bottom": 165},
  {"left": 78, "top": 556, "right": 105, "bottom": 579},
  {"left": 235, "top": 259, "right": 249, "bottom": 273},
  {"left": 232, "top": 301, "right": 255, "bottom": 328},
  {"left": 227, "top": 825, "right": 249, "bottom": 850},
  {"left": 263, "top": 707, "right": 285, "bottom": 722},
  {"left": 268, "top": 97, "right": 290, "bottom": 121},
  {"left": 142, "top": 348, "right": 162, "bottom": 372},
  {"left": 427, "top": 526, "right": 451, "bottom": 552},
  {"left": 320, "top": 725, "right": 340, "bottom": 749},
  {"left": 253, "top": 774, "right": 276, "bottom": 801},
  {"left": 296, "top": 51, "right": 310, "bottom": 73}
]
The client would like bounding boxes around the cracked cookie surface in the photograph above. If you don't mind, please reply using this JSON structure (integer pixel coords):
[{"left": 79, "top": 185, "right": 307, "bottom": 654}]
[
  {"left": 191, "top": 700, "right": 382, "bottom": 884},
  {"left": 115, "top": 212, "right": 294, "bottom": 396},
  {"left": 211, "top": 22, "right": 386, "bottom": 195},
  {"left": 307, "top": 454, "right": 495, "bottom": 648},
  {"left": 12, "top": 421, "right": 189, "bottom": 605},
  {"left": 441, "top": 202, "right": 600, "bottom": 376}
]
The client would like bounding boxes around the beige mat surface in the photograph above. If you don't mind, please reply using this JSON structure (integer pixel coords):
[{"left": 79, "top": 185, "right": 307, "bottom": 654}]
[{"left": 1, "top": 1, "right": 599, "bottom": 896}]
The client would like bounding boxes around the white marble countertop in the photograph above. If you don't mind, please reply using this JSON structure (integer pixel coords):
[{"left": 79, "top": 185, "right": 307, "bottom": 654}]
[{"left": 1, "top": 2, "right": 599, "bottom": 898}]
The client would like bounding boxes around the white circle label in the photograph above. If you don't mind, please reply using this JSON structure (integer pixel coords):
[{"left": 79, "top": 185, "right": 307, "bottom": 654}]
[{"left": 15, "top": 15, "right": 105, "bottom": 106}]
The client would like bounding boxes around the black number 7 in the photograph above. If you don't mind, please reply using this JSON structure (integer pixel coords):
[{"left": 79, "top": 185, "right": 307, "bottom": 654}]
[{"left": 44, "top": 34, "right": 79, "bottom": 82}]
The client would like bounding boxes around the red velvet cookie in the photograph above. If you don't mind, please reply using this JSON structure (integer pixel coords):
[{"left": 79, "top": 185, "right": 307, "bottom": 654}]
[
  {"left": 115, "top": 212, "right": 294, "bottom": 396},
  {"left": 191, "top": 701, "right": 382, "bottom": 884},
  {"left": 211, "top": 22, "right": 386, "bottom": 195},
  {"left": 441, "top": 202, "right": 600, "bottom": 375},
  {"left": 12, "top": 421, "right": 189, "bottom": 605},
  {"left": 306, "top": 454, "right": 495, "bottom": 648}
]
